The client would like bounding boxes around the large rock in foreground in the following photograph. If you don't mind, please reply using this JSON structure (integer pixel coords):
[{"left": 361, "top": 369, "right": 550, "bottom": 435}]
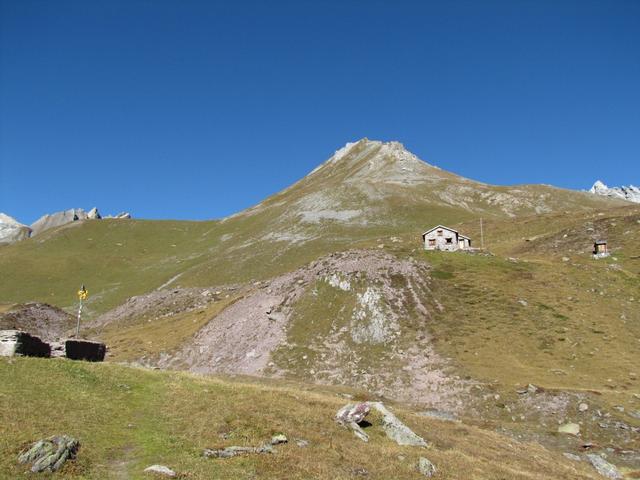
[
  {"left": 64, "top": 339, "right": 106, "bottom": 362},
  {"left": 0, "top": 330, "right": 50, "bottom": 358},
  {"left": 18, "top": 435, "right": 79, "bottom": 473}
]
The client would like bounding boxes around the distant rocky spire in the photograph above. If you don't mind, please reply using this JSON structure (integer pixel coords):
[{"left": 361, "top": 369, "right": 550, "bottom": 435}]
[{"left": 589, "top": 180, "right": 640, "bottom": 203}]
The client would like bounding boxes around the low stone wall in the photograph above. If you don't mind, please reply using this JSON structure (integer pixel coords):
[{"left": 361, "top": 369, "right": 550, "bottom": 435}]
[
  {"left": 0, "top": 330, "right": 51, "bottom": 358},
  {"left": 64, "top": 340, "right": 106, "bottom": 362}
]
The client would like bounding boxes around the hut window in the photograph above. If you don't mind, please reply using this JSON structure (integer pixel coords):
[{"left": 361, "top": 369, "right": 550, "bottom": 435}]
[
  {"left": 446, "top": 238, "right": 452, "bottom": 244},
  {"left": 437, "top": 230, "right": 443, "bottom": 236},
  {"left": 429, "top": 239, "right": 436, "bottom": 246}
]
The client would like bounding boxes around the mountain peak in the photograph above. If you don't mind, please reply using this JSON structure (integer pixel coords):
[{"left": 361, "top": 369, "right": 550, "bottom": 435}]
[
  {"left": 306, "top": 139, "right": 440, "bottom": 186},
  {"left": 589, "top": 180, "right": 640, "bottom": 203},
  {"left": 328, "top": 138, "right": 432, "bottom": 167}
]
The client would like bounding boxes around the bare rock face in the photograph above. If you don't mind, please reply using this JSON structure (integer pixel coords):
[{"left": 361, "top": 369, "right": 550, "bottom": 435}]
[
  {"left": 0, "top": 213, "right": 31, "bottom": 244},
  {"left": 17, "top": 435, "right": 79, "bottom": 473},
  {"left": 0, "top": 330, "right": 50, "bottom": 358},
  {"left": 590, "top": 180, "right": 640, "bottom": 203},
  {"left": 30, "top": 208, "right": 89, "bottom": 236}
]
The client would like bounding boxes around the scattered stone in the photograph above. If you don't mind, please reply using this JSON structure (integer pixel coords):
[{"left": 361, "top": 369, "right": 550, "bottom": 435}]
[
  {"left": 270, "top": 434, "right": 287, "bottom": 445},
  {"left": 527, "top": 383, "right": 538, "bottom": 394},
  {"left": 18, "top": 435, "right": 79, "bottom": 473},
  {"left": 203, "top": 445, "right": 273, "bottom": 458},
  {"left": 562, "top": 257, "right": 570, "bottom": 262},
  {"left": 417, "top": 457, "right": 437, "bottom": 477},
  {"left": 558, "top": 423, "right": 580, "bottom": 435},
  {"left": 295, "top": 439, "right": 309, "bottom": 448},
  {"left": 585, "top": 454, "right": 623, "bottom": 479},
  {"left": 563, "top": 453, "right": 582, "bottom": 462},
  {"left": 518, "top": 299, "right": 528, "bottom": 307},
  {"left": 0, "top": 330, "right": 50, "bottom": 358},
  {"left": 143, "top": 465, "right": 176, "bottom": 477},
  {"left": 351, "top": 467, "right": 369, "bottom": 476},
  {"left": 629, "top": 411, "right": 640, "bottom": 420},
  {"left": 579, "top": 403, "right": 589, "bottom": 412},
  {"left": 64, "top": 339, "right": 106, "bottom": 361}
]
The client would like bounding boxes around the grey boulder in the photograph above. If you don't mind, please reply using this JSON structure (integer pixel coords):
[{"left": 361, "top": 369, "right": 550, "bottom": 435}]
[{"left": 17, "top": 435, "right": 79, "bottom": 473}]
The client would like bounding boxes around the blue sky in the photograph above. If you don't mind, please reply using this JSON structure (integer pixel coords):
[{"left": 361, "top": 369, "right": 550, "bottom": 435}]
[{"left": 1, "top": 0, "right": 639, "bottom": 224}]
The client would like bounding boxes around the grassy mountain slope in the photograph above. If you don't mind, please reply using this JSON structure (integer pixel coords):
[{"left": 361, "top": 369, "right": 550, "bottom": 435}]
[
  {"left": 1, "top": 140, "right": 638, "bottom": 475},
  {"left": 0, "top": 139, "right": 626, "bottom": 315},
  {"left": 0, "top": 356, "right": 606, "bottom": 480}
]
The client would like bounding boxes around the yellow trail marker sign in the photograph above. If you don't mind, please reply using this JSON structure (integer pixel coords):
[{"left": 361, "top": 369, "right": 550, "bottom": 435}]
[{"left": 76, "top": 285, "right": 88, "bottom": 337}]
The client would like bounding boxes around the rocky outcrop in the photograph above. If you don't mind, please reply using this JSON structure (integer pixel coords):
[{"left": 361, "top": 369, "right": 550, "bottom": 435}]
[
  {"left": 30, "top": 208, "right": 90, "bottom": 236},
  {"left": 0, "top": 330, "right": 51, "bottom": 358},
  {"left": 18, "top": 435, "right": 79, "bottom": 473},
  {"left": 335, "top": 402, "right": 427, "bottom": 446},
  {"left": 589, "top": 180, "right": 640, "bottom": 203},
  {"left": 105, "top": 212, "right": 131, "bottom": 219},
  {"left": 87, "top": 207, "right": 101, "bottom": 219},
  {"left": 0, "top": 213, "right": 31, "bottom": 244},
  {"left": 28, "top": 207, "right": 130, "bottom": 236}
]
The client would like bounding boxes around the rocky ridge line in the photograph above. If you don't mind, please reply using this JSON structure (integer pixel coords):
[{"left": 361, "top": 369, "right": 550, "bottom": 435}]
[{"left": 589, "top": 180, "right": 640, "bottom": 203}]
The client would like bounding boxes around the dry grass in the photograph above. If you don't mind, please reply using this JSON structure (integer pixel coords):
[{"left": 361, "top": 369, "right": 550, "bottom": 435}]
[
  {"left": 96, "top": 296, "right": 241, "bottom": 362},
  {"left": 0, "top": 357, "right": 603, "bottom": 479}
]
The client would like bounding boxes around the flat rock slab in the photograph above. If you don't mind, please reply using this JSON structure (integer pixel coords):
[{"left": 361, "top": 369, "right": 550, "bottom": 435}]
[
  {"left": 65, "top": 339, "right": 106, "bottom": 362},
  {"left": 0, "top": 330, "right": 50, "bottom": 358},
  {"left": 144, "top": 464, "right": 176, "bottom": 477},
  {"left": 585, "top": 454, "right": 623, "bottom": 479},
  {"left": 18, "top": 435, "right": 79, "bottom": 472},
  {"left": 203, "top": 445, "right": 273, "bottom": 458}
]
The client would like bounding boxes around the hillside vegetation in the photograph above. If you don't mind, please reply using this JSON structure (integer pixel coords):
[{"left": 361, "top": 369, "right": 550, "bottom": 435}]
[
  {"left": 0, "top": 357, "right": 605, "bottom": 479},
  {"left": 0, "top": 140, "right": 638, "bottom": 477}
]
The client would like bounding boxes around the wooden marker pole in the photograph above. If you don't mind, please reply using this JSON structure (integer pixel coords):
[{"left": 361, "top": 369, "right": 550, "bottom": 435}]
[{"left": 480, "top": 218, "right": 484, "bottom": 250}]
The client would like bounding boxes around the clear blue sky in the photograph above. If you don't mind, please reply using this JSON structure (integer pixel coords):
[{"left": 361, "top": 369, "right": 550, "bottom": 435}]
[{"left": 1, "top": 0, "right": 639, "bottom": 224}]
